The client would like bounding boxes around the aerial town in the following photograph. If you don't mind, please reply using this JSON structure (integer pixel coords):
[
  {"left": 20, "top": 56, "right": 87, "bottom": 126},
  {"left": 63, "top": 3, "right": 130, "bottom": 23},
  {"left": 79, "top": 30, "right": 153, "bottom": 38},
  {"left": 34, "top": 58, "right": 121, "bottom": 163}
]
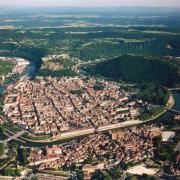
[
  {"left": 0, "top": 4, "right": 180, "bottom": 180},
  {"left": 28, "top": 125, "right": 157, "bottom": 175},
  {"left": 3, "top": 76, "right": 141, "bottom": 136},
  {"left": 1, "top": 60, "right": 179, "bottom": 180}
]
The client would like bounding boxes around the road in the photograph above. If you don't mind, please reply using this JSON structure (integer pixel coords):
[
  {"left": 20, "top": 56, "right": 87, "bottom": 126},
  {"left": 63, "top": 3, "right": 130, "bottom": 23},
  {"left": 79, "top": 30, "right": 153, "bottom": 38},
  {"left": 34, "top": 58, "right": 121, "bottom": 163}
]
[
  {"left": 0, "top": 130, "right": 25, "bottom": 144},
  {"left": 18, "top": 114, "right": 166, "bottom": 144},
  {"left": 0, "top": 153, "right": 15, "bottom": 171}
]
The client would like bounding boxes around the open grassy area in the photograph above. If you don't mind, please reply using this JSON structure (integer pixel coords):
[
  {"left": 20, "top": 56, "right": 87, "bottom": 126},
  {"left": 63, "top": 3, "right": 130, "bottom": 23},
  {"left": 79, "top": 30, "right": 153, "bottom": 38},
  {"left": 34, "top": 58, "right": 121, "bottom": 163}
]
[
  {"left": 39, "top": 170, "right": 70, "bottom": 177},
  {"left": 0, "top": 61, "right": 14, "bottom": 76}
]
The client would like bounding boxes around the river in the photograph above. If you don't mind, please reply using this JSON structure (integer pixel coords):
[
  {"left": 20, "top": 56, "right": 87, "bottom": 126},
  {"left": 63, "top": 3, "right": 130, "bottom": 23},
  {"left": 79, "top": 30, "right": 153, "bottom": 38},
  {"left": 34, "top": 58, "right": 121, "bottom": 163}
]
[{"left": 172, "top": 91, "right": 180, "bottom": 111}]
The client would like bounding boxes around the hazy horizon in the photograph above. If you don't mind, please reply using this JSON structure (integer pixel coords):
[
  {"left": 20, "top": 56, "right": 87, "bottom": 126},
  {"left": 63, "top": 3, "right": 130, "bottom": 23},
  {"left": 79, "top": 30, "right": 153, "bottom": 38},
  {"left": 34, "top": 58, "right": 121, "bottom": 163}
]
[{"left": 0, "top": 0, "right": 180, "bottom": 8}]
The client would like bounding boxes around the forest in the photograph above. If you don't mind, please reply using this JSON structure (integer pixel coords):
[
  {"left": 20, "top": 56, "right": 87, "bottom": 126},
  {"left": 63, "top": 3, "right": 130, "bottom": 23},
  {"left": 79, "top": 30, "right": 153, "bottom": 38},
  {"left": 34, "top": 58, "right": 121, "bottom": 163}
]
[
  {"left": 136, "top": 85, "right": 170, "bottom": 105},
  {"left": 85, "top": 55, "right": 180, "bottom": 87}
]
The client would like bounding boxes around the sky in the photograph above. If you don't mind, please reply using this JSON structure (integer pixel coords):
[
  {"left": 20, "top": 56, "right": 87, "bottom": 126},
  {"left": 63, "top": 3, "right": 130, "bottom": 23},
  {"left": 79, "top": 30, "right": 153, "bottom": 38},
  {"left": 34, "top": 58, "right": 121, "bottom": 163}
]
[{"left": 0, "top": 0, "right": 180, "bottom": 7}]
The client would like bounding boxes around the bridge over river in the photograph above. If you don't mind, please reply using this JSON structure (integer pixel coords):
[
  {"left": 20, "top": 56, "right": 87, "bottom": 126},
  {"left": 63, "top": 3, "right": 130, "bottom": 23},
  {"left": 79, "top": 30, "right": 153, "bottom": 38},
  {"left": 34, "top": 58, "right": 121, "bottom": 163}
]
[
  {"left": 168, "top": 88, "right": 180, "bottom": 91},
  {"left": 166, "top": 108, "right": 180, "bottom": 114}
]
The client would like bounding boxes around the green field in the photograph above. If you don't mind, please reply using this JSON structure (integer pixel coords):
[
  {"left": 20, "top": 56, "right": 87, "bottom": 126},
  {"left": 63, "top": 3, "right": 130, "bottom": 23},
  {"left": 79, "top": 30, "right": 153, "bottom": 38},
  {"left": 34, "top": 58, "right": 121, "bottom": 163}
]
[{"left": 0, "top": 61, "right": 14, "bottom": 76}]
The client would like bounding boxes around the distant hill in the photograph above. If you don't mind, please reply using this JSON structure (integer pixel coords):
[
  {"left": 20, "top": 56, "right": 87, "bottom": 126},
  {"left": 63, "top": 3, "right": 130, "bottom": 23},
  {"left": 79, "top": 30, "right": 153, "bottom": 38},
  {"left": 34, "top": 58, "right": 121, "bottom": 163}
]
[{"left": 85, "top": 55, "right": 180, "bottom": 87}]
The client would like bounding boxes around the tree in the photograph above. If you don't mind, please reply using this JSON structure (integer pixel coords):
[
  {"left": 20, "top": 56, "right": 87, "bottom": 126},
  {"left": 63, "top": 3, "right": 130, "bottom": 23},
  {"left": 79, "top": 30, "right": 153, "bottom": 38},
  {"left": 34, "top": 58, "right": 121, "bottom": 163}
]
[
  {"left": 85, "top": 155, "right": 93, "bottom": 164},
  {"left": 2, "top": 168, "right": 20, "bottom": 176},
  {"left": 31, "top": 177, "right": 39, "bottom": 180},
  {"left": 91, "top": 170, "right": 112, "bottom": 180},
  {"left": 38, "top": 69, "right": 77, "bottom": 78},
  {"left": 120, "top": 162, "right": 128, "bottom": 170},
  {"left": 18, "top": 147, "right": 28, "bottom": 165},
  {"left": 69, "top": 163, "right": 77, "bottom": 171},
  {"left": 109, "top": 167, "right": 122, "bottom": 179},
  {"left": 86, "top": 55, "right": 180, "bottom": 87},
  {"left": 141, "top": 174, "right": 151, "bottom": 180},
  {"left": 93, "top": 84, "right": 104, "bottom": 91},
  {"left": 10, "top": 142, "right": 18, "bottom": 154},
  {"left": 0, "top": 143, "right": 5, "bottom": 156},
  {"left": 137, "top": 85, "right": 170, "bottom": 105},
  {"left": 129, "top": 176, "right": 138, "bottom": 180},
  {"left": 0, "top": 124, "right": 5, "bottom": 134},
  {"left": 102, "top": 171, "right": 112, "bottom": 180},
  {"left": 153, "top": 136, "right": 162, "bottom": 148}
]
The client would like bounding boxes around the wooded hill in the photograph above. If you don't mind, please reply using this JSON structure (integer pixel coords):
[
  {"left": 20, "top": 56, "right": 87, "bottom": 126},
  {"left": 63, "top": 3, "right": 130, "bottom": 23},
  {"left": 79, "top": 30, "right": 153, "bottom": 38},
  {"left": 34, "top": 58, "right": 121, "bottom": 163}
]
[{"left": 85, "top": 55, "right": 180, "bottom": 87}]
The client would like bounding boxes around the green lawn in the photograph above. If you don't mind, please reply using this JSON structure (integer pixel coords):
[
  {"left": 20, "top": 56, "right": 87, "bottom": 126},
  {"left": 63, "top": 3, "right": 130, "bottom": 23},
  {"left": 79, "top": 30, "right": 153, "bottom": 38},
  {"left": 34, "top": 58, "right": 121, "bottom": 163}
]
[{"left": 0, "top": 61, "right": 14, "bottom": 76}]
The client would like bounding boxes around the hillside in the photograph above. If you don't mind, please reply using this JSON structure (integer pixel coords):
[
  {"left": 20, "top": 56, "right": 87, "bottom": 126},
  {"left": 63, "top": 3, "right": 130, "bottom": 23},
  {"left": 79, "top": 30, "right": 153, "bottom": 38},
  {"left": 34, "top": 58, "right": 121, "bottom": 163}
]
[{"left": 85, "top": 55, "right": 180, "bottom": 87}]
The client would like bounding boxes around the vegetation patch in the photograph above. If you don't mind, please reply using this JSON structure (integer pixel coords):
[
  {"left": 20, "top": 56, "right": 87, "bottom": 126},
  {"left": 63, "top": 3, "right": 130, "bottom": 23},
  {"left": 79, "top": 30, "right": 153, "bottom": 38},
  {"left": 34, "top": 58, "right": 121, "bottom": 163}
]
[
  {"left": 85, "top": 55, "right": 180, "bottom": 87},
  {"left": 0, "top": 60, "right": 14, "bottom": 76},
  {"left": 0, "top": 93, "right": 4, "bottom": 115},
  {"left": 38, "top": 68, "right": 77, "bottom": 77},
  {"left": 93, "top": 83, "right": 105, "bottom": 91},
  {"left": 136, "top": 85, "right": 170, "bottom": 105},
  {"left": 70, "top": 88, "right": 84, "bottom": 95},
  {"left": 1, "top": 167, "right": 21, "bottom": 177},
  {"left": 0, "top": 143, "right": 5, "bottom": 156},
  {"left": 39, "top": 170, "right": 70, "bottom": 177},
  {"left": 42, "top": 58, "right": 76, "bottom": 70},
  {"left": 139, "top": 106, "right": 164, "bottom": 121}
]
